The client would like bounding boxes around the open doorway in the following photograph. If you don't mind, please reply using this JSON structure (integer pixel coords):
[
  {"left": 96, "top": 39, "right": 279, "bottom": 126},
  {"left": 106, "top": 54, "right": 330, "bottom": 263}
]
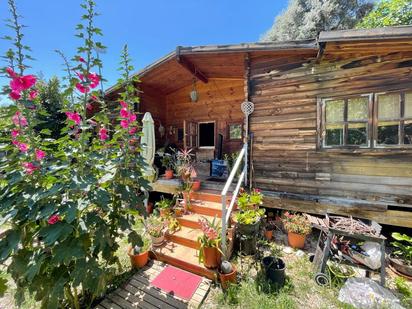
[{"left": 198, "top": 122, "right": 215, "bottom": 148}]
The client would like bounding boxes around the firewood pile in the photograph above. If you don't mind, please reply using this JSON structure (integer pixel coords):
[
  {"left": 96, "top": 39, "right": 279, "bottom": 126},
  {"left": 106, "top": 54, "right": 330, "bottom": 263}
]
[{"left": 329, "top": 216, "right": 381, "bottom": 237}]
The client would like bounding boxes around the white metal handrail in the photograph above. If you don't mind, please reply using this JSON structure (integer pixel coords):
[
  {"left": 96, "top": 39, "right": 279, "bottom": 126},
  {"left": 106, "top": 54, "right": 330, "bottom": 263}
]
[{"left": 221, "top": 143, "right": 247, "bottom": 258}]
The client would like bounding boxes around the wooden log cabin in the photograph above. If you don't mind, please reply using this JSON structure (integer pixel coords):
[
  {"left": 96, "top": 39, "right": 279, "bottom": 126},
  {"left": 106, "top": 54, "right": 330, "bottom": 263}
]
[{"left": 105, "top": 26, "right": 412, "bottom": 228}]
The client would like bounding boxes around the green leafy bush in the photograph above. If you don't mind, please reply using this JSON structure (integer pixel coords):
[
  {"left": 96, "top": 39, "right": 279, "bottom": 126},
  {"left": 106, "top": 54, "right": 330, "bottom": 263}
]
[{"left": 392, "top": 232, "right": 412, "bottom": 265}]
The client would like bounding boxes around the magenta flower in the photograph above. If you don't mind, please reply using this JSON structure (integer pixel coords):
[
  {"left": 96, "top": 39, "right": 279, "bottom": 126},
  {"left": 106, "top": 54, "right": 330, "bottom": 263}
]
[
  {"left": 22, "top": 162, "right": 38, "bottom": 175},
  {"left": 47, "top": 214, "right": 60, "bottom": 225},
  {"left": 120, "top": 119, "right": 129, "bottom": 128},
  {"left": 65, "top": 111, "right": 81, "bottom": 125},
  {"left": 129, "top": 127, "right": 137, "bottom": 134},
  {"left": 11, "top": 129, "right": 20, "bottom": 139},
  {"left": 88, "top": 72, "right": 100, "bottom": 88},
  {"left": 91, "top": 95, "right": 98, "bottom": 101},
  {"left": 78, "top": 56, "right": 86, "bottom": 63},
  {"left": 99, "top": 127, "right": 108, "bottom": 141},
  {"left": 75, "top": 72, "right": 99, "bottom": 92},
  {"left": 86, "top": 103, "right": 93, "bottom": 111},
  {"left": 119, "top": 101, "right": 128, "bottom": 108},
  {"left": 9, "top": 90, "right": 21, "bottom": 100},
  {"left": 10, "top": 74, "right": 36, "bottom": 92},
  {"left": 75, "top": 82, "right": 90, "bottom": 94},
  {"left": 29, "top": 90, "right": 38, "bottom": 100},
  {"left": 6, "top": 67, "right": 17, "bottom": 78},
  {"left": 35, "top": 149, "right": 46, "bottom": 161},
  {"left": 18, "top": 142, "right": 29, "bottom": 153},
  {"left": 128, "top": 113, "right": 137, "bottom": 123},
  {"left": 12, "top": 111, "right": 28, "bottom": 127},
  {"left": 120, "top": 108, "right": 129, "bottom": 118}
]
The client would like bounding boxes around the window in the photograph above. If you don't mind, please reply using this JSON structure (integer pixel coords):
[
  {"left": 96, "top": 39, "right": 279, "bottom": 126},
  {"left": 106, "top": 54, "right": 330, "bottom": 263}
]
[
  {"left": 320, "top": 90, "right": 412, "bottom": 149},
  {"left": 198, "top": 122, "right": 215, "bottom": 148},
  {"left": 228, "top": 123, "right": 242, "bottom": 140}
]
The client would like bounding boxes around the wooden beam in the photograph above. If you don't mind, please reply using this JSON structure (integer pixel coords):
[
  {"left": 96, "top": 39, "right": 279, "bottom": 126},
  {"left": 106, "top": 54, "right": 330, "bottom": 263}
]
[{"left": 176, "top": 46, "right": 208, "bottom": 83}]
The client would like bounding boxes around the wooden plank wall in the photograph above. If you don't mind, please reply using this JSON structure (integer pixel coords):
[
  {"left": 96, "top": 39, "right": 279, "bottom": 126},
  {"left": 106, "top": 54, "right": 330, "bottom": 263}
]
[
  {"left": 165, "top": 78, "right": 244, "bottom": 154},
  {"left": 249, "top": 45, "right": 412, "bottom": 227}
]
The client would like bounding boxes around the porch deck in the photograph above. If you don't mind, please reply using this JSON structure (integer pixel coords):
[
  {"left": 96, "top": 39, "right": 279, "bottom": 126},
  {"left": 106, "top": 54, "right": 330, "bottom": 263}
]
[{"left": 95, "top": 260, "right": 211, "bottom": 309}]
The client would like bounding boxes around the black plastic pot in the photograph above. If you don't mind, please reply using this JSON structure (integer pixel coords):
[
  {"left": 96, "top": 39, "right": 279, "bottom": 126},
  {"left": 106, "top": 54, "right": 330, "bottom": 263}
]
[
  {"left": 261, "top": 256, "right": 285, "bottom": 287},
  {"left": 237, "top": 220, "right": 260, "bottom": 236}
]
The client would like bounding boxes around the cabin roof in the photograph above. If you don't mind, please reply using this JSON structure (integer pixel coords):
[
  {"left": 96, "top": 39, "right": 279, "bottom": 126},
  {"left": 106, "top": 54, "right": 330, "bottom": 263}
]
[{"left": 105, "top": 25, "right": 412, "bottom": 96}]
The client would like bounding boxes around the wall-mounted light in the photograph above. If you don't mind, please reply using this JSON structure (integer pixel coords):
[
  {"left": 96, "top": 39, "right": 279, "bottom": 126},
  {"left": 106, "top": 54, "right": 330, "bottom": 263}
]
[{"left": 190, "top": 78, "right": 198, "bottom": 102}]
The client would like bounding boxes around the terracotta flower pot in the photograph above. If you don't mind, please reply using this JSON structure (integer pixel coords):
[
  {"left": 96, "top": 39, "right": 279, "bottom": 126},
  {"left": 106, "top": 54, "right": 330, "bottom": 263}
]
[
  {"left": 159, "top": 208, "right": 170, "bottom": 217},
  {"left": 146, "top": 202, "right": 153, "bottom": 214},
  {"left": 128, "top": 247, "right": 149, "bottom": 268},
  {"left": 192, "top": 180, "right": 201, "bottom": 191},
  {"left": 174, "top": 208, "right": 184, "bottom": 217},
  {"left": 165, "top": 169, "right": 174, "bottom": 179},
  {"left": 202, "top": 246, "right": 220, "bottom": 269},
  {"left": 287, "top": 232, "right": 306, "bottom": 249},
  {"left": 265, "top": 229, "right": 273, "bottom": 241},
  {"left": 219, "top": 265, "right": 237, "bottom": 289}
]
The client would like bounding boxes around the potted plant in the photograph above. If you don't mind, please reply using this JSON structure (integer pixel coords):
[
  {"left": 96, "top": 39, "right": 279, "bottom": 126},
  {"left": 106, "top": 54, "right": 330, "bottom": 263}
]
[
  {"left": 235, "top": 188, "right": 265, "bottom": 236},
  {"left": 219, "top": 260, "right": 237, "bottom": 289},
  {"left": 128, "top": 235, "right": 151, "bottom": 269},
  {"left": 198, "top": 216, "right": 222, "bottom": 269},
  {"left": 161, "top": 153, "right": 174, "bottom": 179},
  {"left": 264, "top": 224, "right": 274, "bottom": 241},
  {"left": 388, "top": 232, "right": 412, "bottom": 277},
  {"left": 258, "top": 240, "right": 285, "bottom": 288},
  {"left": 146, "top": 215, "right": 166, "bottom": 246},
  {"left": 155, "top": 196, "right": 172, "bottom": 217},
  {"left": 192, "top": 179, "right": 201, "bottom": 191},
  {"left": 282, "top": 212, "right": 311, "bottom": 249},
  {"left": 167, "top": 216, "right": 181, "bottom": 233}
]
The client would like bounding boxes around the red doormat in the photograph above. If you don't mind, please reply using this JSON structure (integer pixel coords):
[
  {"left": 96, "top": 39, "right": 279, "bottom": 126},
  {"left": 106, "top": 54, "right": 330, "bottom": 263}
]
[{"left": 150, "top": 266, "right": 202, "bottom": 300}]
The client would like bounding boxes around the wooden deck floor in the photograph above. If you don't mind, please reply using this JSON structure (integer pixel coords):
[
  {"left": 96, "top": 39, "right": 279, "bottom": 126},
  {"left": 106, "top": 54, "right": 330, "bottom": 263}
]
[{"left": 95, "top": 260, "right": 211, "bottom": 309}]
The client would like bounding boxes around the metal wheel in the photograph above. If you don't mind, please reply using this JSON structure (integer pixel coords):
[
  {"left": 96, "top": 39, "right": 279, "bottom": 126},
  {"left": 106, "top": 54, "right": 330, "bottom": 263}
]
[{"left": 314, "top": 273, "right": 330, "bottom": 286}]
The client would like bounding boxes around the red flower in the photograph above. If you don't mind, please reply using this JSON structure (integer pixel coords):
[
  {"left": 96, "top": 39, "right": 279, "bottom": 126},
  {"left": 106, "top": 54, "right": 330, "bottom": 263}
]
[
  {"left": 29, "top": 90, "right": 38, "bottom": 100},
  {"left": 22, "top": 162, "right": 38, "bottom": 174},
  {"left": 12, "top": 111, "right": 28, "bottom": 127},
  {"left": 18, "top": 142, "right": 29, "bottom": 153},
  {"left": 75, "top": 72, "right": 99, "bottom": 92},
  {"left": 47, "top": 214, "right": 60, "bottom": 225},
  {"left": 10, "top": 75, "right": 36, "bottom": 92},
  {"left": 88, "top": 72, "right": 100, "bottom": 88},
  {"left": 75, "top": 82, "right": 90, "bottom": 94},
  {"left": 120, "top": 119, "right": 129, "bottom": 128},
  {"left": 35, "top": 149, "right": 46, "bottom": 161},
  {"left": 128, "top": 113, "right": 137, "bottom": 123},
  {"left": 9, "top": 90, "right": 21, "bottom": 100},
  {"left": 6, "top": 67, "right": 17, "bottom": 78},
  {"left": 99, "top": 127, "right": 108, "bottom": 141},
  {"left": 78, "top": 56, "right": 86, "bottom": 63},
  {"left": 120, "top": 108, "right": 129, "bottom": 118},
  {"left": 129, "top": 127, "right": 137, "bottom": 134},
  {"left": 11, "top": 129, "right": 20, "bottom": 138},
  {"left": 119, "top": 101, "right": 128, "bottom": 108},
  {"left": 65, "top": 111, "right": 81, "bottom": 125}
]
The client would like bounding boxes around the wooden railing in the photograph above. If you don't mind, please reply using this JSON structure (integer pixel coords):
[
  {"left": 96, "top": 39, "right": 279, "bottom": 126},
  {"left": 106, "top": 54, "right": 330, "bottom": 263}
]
[{"left": 221, "top": 143, "right": 247, "bottom": 257}]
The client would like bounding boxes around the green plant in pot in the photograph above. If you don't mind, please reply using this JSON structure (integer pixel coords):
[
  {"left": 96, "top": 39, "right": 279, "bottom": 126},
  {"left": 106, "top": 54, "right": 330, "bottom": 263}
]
[
  {"left": 198, "top": 216, "right": 222, "bottom": 269},
  {"left": 128, "top": 235, "right": 151, "bottom": 269},
  {"left": 235, "top": 188, "right": 265, "bottom": 236},
  {"left": 155, "top": 196, "right": 173, "bottom": 217},
  {"left": 389, "top": 232, "right": 412, "bottom": 278},
  {"left": 145, "top": 215, "right": 166, "bottom": 247},
  {"left": 282, "top": 212, "right": 311, "bottom": 249},
  {"left": 161, "top": 153, "right": 175, "bottom": 179}
]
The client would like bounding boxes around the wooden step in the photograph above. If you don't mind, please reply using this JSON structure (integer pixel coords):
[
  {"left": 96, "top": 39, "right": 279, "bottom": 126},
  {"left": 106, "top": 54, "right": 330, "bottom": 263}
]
[
  {"left": 177, "top": 213, "right": 221, "bottom": 229},
  {"left": 165, "top": 226, "right": 202, "bottom": 249},
  {"left": 190, "top": 200, "right": 222, "bottom": 218},
  {"left": 191, "top": 190, "right": 232, "bottom": 204},
  {"left": 149, "top": 242, "right": 218, "bottom": 280}
]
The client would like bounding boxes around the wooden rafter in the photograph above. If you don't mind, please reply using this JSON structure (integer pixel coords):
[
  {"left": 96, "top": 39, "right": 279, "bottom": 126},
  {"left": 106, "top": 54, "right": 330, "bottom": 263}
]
[{"left": 176, "top": 46, "right": 208, "bottom": 83}]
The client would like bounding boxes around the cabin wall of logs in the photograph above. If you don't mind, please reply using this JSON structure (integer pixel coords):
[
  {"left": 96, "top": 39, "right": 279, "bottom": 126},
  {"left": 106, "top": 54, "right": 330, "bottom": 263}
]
[{"left": 249, "top": 42, "right": 412, "bottom": 227}]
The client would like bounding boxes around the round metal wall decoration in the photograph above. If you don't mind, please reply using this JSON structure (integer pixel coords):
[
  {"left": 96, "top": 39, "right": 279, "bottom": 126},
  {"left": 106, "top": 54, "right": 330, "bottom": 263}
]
[{"left": 241, "top": 100, "right": 254, "bottom": 116}]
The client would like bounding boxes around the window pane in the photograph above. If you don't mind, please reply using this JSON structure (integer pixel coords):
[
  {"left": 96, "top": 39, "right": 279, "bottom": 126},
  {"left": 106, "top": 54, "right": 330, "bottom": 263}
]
[
  {"left": 229, "top": 124, "right": 242, "bottom": 140},
  {"left": 378, "top": 93, "right": 400, "bottom": 120},
  {"left": 377, "top": 121, "right": 399, "bottom": 145},
  {"left": 405, "top": 120, "right": 412, "bottom": 145},
  {"left": 405, "top": 92, "right": 412, "bottom": 118},
  {"left": 325, "top": 100, "right": 344, "bottom": 123},
  {"left": 348, "top": 97, "right": 368, "bottom": 121},
  {"left": 325, "top": 124, "right": 343, "bottom": 146},
  {"left": 348, "top": 123, "right": 367, "bottom": 145}
]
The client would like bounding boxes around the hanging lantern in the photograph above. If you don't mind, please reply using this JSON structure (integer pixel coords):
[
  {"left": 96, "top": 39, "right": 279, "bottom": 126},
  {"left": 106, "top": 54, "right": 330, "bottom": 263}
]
[{"left": 190, "top": 78, "right": 198, "bottom": 102}]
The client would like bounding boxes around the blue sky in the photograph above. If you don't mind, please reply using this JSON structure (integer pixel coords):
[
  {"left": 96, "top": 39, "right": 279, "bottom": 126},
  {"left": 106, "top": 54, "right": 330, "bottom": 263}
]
[{"left": 0, "top": 0, "right": 287, "bottom": 106}]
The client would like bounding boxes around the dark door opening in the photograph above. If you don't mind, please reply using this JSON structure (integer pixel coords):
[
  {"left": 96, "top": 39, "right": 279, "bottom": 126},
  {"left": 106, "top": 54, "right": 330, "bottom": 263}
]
[{"left": 198, "top": 122, "right": 215, "bottom": 148}]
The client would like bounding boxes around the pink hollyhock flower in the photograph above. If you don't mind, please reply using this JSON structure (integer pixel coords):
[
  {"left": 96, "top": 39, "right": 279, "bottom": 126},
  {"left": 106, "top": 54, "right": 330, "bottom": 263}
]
[
  {"left": 120, "top": 108, "right": 129, "bottom": 118},
  {"left": 12, "top": 139, "right": 19, "bottom": 146},
  {"left": 47, "top": 214, "right": 60, "bottom": 225},
  {"left": 12, "top": 111, "right": 28, "bottom": 127},
  {"left": 6, "top": 67, "right": 17, "bottom": 78},
  {"left": 78, "top": 56, "right": 86, "bottom": 63},
  {"left": 18, "top": 142, "right": 29, "bottom": 153},
  {"left": 22, "top": 162, "right": 38, "bottom": 175},
  {"left": 88, "top": 72, "right": 100, "bottom": 88},
  {"left": 29, "top": 90, "right": 38, "bottom": 100},
  {"left": 10, "top": 75, "right": 36, "bottom": 92},
  {"left": 75, "top": 82, "right": 90, "bottom": 94},
  {"left": 11, "top": 129, "right": 20, "bottom": 138},
  {"left": 9, "top": 90, "right": 21, "bottom": 100},
  {"left": 86, "top": 103, "right": 93, "bottom": 111},
  {"left": 129, "top": 127, "right": 137, "bottom": 134},
  {"left": 99, "top": 127, "right": 108, "bottom": 141},
  {"left": 128, "top": 113, "right": 137, "bottom": 123},
  {"left": 65, "top": 111, "right": 81, "bottom": 125},
  {"left": 119, "top": 101, "right": 128, "bottom": 108},
  {"left": 35, "top": 149, "right": 46, "bottom": 161},
  {"left": 120, "top": 120, "right": 129, "bottom": 128}
]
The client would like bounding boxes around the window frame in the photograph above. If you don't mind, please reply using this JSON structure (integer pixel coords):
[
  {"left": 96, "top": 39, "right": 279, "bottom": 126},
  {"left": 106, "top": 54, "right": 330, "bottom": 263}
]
[
  {"left": 319, "top": 93, "right": 373, "bottom": 149},
  {"left": 318, "top": 90, "right": 412, "bottom": 150}
]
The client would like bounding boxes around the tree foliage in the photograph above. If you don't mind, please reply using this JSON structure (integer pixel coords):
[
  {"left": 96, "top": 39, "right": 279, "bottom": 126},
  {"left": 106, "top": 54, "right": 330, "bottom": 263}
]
[
  {"left": 0, "top": 1, "right": 149, "bottom": 308},
  {"left": 261, "top": 0, "right": 374, "bottom": 41},
  {"left": 357, "top": 0, "right": 412, "bottom": 28}
]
